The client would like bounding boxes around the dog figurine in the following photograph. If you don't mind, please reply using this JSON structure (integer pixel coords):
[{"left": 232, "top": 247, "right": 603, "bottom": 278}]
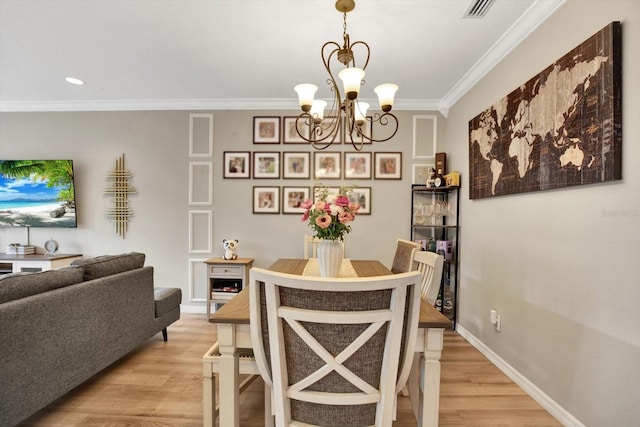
[{"left": 222, "top": 239, "right": 239, "bottom": 260}]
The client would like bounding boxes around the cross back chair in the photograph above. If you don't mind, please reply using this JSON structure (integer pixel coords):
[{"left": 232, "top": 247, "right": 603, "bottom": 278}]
[
  {"left": 404, "top": 251, "right": 445, "bottom": 416},
  {"left": 249, "top": 267, "right": 422, "bottom": 427},
  {"left": 414, "top": 250, "right": 445, "bottom": 305},
  {"left": 390, "top": 238, "right": 421, "bottom": 273},
  {"left": 303, "top": 234, "right": 345, "bottom": 259}
]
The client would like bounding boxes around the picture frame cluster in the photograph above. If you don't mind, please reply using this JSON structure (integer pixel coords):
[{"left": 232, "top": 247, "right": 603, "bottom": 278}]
[
  {"left": 229, "top": 115, "right": 404, "bottom": 215},
  {"left": 253, "top": 186, "right": 372, "bottom": 215},
  {"left": 255, "top": 116, "right": 373, "bottom": 145},
  {"left": 224, "top": 150, "right": 402, "bottom": 180}
]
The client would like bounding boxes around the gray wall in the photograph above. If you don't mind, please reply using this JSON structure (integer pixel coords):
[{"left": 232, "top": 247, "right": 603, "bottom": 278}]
[
  {"left": 0, "top": 109, "right": 445, "bottom": 300},
  {"left": 443, "top": 0, "right": 640, "bottom": 426}
]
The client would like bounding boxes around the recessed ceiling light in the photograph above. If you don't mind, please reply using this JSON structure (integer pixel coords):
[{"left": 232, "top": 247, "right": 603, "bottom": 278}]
[{"left": 65, "top": 77, "right": 84, "bottom": 85}]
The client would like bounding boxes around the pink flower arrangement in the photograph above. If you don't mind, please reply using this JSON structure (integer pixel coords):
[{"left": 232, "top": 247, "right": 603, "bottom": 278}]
[{"left": 301, "top": 184, "right": 359, "bottom": 241}]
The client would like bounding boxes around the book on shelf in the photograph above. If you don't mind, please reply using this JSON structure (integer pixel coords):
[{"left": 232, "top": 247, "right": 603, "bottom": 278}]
[{"left": 5, "top": 245, "right": 35, "bottom": 255}]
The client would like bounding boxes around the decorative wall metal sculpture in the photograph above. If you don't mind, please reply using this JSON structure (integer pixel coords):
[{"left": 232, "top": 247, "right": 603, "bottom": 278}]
[
  {"left": 468, "top": 22, "right": 622, "bottom": 199},
  {"left": 105, "top": 154, "right": 136, "bottom": 238}
]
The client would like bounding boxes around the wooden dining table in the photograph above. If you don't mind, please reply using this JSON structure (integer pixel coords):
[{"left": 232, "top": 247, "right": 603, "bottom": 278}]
[{"left": 205, "top": 258, "right": 452, "bottom": 426}]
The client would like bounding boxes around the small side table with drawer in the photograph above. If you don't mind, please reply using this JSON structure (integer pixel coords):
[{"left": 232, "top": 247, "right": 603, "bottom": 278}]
[{"left": 204, "top": 257, "right": 254, "bottom": 320}]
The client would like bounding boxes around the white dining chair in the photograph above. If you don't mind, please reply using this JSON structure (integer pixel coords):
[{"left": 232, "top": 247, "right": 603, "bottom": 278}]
[
  {"left": 403, "top": 251, "right": 445, "bottom": 414},
  {"left": 202, "top": 342, "right": 274, "bottom": 427},
  {"left": 390, "top": 238, "right": 421, "bottom": 273},
  {"left": 414, "top": 250, "right": 445, "bottom": 305},
  {"left": 249, "top": 267, "right": 422, "bottom": 426}
]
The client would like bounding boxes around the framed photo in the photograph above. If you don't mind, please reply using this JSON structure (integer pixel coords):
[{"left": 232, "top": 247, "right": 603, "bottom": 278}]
[
  {"left": 347, "top": 116, "right": 373, "bottom": 145},
  {"left": 253, "top": 152, "right": 281, "bottom": 179},
  {"left": 344, "top": 152, "right": 372, "bottom": 180},
  {"left": 282, "top": 186, "right": 311, "bottom": 214},
  {"left": 283, "top": 152, "right": 311, "bottom": 179},
  {"left": 283, "top": 116, "right": 310, "bottom": 144},
  {"left": 414, "top": 239, "right": 427, "bottom": 251},
  {"left": 374, "top": 152, "right": 402, "bottom": 180},
  {"left": 223, "top": 151, "right": 250, "bottom": 179},
  {"left": 314, "top": 152, "right": 341, "bottom": 179},
  {"left": 323, "top": 116, "right": 343, "bottom": 143},
  {"left": 412, "top": 163, "right": 434, "bottom": 185},
  {"left": 350, "top": 187, "right": 371, "bottom": 215},
  {"left": 253, "top": 116, "right": 280, "bottom": 144},
  {"left": 313, "top": 185, "right": 340, "bottom": 200},
  {"left": 253, "top": 186, "right": 280, "bottom": 214}
]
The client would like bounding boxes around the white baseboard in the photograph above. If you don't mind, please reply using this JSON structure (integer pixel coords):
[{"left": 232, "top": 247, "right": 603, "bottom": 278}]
[
  {"left": 456, "top": 324, "right": 584, "bottom": 427},
  {"left": 180, "top": 304, "right": 206, "bottom": 314}
]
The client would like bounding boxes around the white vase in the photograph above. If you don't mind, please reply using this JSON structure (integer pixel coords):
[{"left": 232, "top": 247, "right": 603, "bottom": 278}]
[{"left": 317, "top": 239, "right": 344, "bottom": 278}]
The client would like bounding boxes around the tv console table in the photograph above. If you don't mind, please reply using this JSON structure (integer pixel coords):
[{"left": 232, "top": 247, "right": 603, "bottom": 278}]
[{"left": 0, "top": 253, "right": 83, "bottom": 274}]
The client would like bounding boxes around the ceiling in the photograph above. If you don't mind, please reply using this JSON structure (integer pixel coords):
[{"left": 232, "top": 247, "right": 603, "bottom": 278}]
[{"left": 0, "top": 0, "right": 565, "bottom": 115}]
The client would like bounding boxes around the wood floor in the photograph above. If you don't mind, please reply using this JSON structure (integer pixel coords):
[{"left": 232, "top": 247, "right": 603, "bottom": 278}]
[{"left": 19, "top": 314, "right": 561, "bottom": 427}]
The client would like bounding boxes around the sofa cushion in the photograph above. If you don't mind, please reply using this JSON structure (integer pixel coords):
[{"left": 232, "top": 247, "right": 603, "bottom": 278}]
[
  {"left": 0, "top": 267, "right": 84, "bottom": 304},
  {"left": 154, "top": 287, "right": 182, "bottom": 317},
  {"left": 71, "top": 252, "right": 145, "bottom": 281}
]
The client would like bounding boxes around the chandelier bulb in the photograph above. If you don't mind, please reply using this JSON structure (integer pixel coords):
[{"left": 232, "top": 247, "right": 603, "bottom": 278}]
[
  {"left": 310, "top": 99, "right": 327, "bottom": 123},
  {"left": 339, "top": 67, "right": 365, "bottom": 101},
  {"left": 374, "top": 83, "right": 398, "bottom": 112},
  {"left": 354, "top": 101, "right": 369, "bottom": 125},
  {"left": 294, "top": 83, "right": 318, "bottom": 112}
]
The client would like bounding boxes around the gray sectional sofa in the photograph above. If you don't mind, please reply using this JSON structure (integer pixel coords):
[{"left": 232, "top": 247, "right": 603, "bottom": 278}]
[{"left": 0, "top": 252, "right": 181, "bottom": 426}]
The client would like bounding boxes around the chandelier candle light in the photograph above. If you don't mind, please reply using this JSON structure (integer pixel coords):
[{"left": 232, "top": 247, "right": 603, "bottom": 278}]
[{"left": 294, "top": 0, "right": 399, "bottom": 151}]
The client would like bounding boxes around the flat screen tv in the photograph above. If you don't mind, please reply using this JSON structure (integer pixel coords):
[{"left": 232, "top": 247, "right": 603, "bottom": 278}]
[{"left": 0, "top": 160, "right": 77, "bottom": 228}]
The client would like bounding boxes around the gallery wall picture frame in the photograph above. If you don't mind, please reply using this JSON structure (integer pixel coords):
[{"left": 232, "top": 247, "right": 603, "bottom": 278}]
[
  {"left": 412, "top": 163, "right": 434, "bottom": 185},
  {"left": 253, "top": 151, "right": 281, "bottom": 179},
  {"left": 319, "top": 116, "right": 343, "bottom": 144},
  {"left": 344, "top": 152, "right": 372, "bottom": 180},
  {"left": 253, "top": 186, "right": 280, "bottom": 214},
  {"left": 347, "top": 116, "right": 373, "bottom": 145},
  {"left": 374, "top": 152, "right": 402, "bottom": 180},
  {"left": 223, "top": 151, "right": 250, "bottom": 179},
  {"left": 282, "top": 186, "right": 311, "bottom": 214},
  {"left": 314, "top": 151, "right": 341, "bottom": 179},
  {"left": 313, "top": 186, "right": 340, "bottom": 199},
  {"left": 283, "top": 116, "right": 310, "bottom": 144},
  {"left": 350, "top": 186, "right": 371, "bottom": 215},
  {"left": 283, "top": 152, "right": 311, "bottom": 179},
  {"left": 253, "top": 116, "right": 281, "bottom": 144}
]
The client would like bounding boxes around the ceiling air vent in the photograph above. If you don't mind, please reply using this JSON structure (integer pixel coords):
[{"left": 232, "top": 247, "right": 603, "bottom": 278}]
[{"left": 464, "top": 0, "right": 496, "bottom": 18}]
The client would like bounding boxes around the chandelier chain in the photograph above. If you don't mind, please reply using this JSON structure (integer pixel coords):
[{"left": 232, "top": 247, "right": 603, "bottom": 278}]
[{"left": 343, "top": 12, "right": 347, "bottom": 41}]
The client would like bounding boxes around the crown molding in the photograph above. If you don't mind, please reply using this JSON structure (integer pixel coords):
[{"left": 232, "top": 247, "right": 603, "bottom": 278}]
[
  {"left": 0, "top": 97, "right": 443, "bottom": 113},
  {"left": 440, "top": 0, "right": 566, "bottom": 111}
]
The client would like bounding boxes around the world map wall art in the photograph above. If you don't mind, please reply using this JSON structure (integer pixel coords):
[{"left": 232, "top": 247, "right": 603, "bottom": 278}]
[{"left": 468, "top": 22, "right": 622, "bottom": 199}]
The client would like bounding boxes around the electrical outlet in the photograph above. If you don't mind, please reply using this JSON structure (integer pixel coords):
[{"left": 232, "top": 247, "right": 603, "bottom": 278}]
[
  {"left": 495, "top": 314, "right": 501, "bottom": 332},
  {"left": 490, "top": 309, "right": 498, "bottom": 324}
]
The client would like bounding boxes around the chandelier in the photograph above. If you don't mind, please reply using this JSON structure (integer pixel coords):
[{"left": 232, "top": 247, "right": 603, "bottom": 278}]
[{"left": 293, "top": 0, "right": 399, "bottom": 151}]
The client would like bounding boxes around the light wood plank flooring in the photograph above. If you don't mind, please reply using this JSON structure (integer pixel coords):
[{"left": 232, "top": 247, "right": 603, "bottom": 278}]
[{"left": 19, "top": 314, "right": 561, "bottom": 426}]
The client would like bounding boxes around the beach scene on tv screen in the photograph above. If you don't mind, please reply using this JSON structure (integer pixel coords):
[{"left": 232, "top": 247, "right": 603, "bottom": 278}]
[{"left": 0, "top": 160, "right": 77, "bottom": 228}]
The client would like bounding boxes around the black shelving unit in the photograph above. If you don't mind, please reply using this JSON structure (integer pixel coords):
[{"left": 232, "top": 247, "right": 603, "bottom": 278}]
[{"left": 410, "top": 184, "right": 460, "bottom": 326}]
